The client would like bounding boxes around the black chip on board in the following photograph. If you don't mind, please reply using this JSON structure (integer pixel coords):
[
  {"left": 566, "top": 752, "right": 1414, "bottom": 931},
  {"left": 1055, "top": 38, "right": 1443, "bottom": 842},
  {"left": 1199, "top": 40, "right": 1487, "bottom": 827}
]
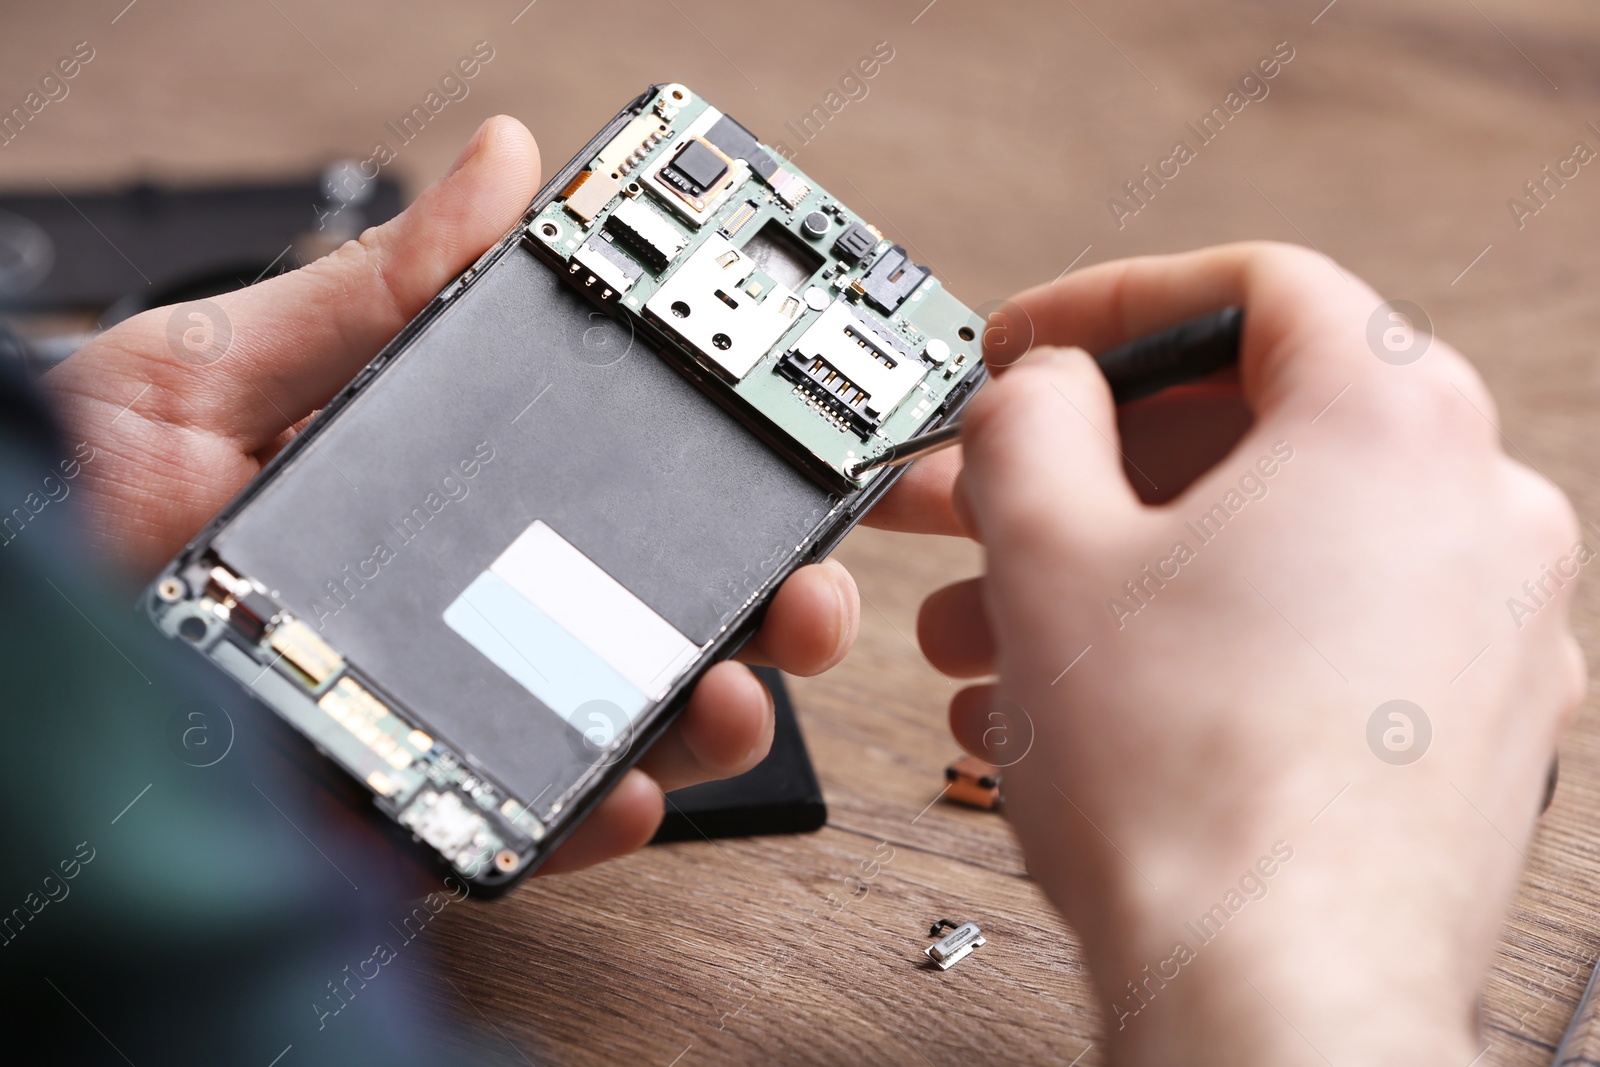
[
  {"left": 705, "top": 115, "right": 759, "bottom": 160},
  {"left": 832, "top": 223, "right": 877, "bottom": 264},
  {"left": 860, "top": 245, "right": 930, "bottom": 315},
  {"left": 746, "top": 150, "right": 781, "bottom": 183},
  {"left": 705, "top": 115, "right": 780, "bottom": 183},
  {"left": 660, "top": 139, "right": 729, "bottom": 198}
]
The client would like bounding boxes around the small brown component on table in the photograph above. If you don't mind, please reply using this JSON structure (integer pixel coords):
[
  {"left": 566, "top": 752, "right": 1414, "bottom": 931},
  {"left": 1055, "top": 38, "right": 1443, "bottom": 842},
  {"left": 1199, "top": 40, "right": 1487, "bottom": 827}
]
[{"left": 945, "top": 755, "right": 1003, "bottom": 811}]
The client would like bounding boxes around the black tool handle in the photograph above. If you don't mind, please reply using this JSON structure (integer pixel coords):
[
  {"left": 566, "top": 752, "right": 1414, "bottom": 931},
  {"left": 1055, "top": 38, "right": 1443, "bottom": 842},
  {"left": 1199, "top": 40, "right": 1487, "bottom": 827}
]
[
  {"left": 1094, "top": 305, "right": 1243, "bottom": 405},
  {"left": 847, "top": 305, "right": 1246, "bottom": 478}
]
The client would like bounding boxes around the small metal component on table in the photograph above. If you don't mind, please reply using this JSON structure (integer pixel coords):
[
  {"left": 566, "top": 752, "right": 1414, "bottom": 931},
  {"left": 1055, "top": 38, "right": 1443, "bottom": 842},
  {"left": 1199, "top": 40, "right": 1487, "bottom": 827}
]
[{"left": 925, "top": 919, "right": 986, "bottom": 970}]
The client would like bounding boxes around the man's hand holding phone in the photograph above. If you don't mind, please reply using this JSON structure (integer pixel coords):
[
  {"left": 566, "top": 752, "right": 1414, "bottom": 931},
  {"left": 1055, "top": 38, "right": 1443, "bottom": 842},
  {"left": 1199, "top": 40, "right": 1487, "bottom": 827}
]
[{"left": 46, "top": 116, "right": 865, "bottom": 875}]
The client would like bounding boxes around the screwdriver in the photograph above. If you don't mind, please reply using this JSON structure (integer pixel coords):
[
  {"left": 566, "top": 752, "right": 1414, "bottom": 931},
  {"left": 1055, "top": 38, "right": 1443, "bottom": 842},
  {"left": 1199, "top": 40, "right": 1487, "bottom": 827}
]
[{"left": 847, "top": 304, "right": 1244, "bottom": 479}]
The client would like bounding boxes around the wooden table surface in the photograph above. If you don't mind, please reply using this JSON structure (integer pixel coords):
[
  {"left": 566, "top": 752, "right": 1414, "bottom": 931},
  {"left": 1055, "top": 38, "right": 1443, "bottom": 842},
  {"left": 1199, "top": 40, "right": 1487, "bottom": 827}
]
[{"left": 8, "top": 1, "right": 1600, "bottom": 1062}]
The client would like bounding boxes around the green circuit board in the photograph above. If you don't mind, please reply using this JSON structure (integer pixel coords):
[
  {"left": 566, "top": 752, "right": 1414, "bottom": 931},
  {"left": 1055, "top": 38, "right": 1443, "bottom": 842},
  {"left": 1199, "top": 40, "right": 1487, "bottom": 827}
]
[{"left": 526, "top": 82, "right": 983, "bottom": 488}]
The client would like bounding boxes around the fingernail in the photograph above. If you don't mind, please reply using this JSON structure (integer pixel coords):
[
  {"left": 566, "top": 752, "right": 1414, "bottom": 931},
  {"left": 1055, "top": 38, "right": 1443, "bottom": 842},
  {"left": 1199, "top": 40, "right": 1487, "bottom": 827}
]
[
  {"left": 822, "top": 557, "right": 858, "bottom": 654},
  {"left": 821, "top": 557, "right": 852, "bottom": 615},
  {"left": 736, "top": 668, "right": 776, "bottom": 771},
  {"left": 758, "top": 675, "right": 776, "bottom": 755},
  {"left": 446, "top": 121, "right": 489, "bottom": 178},
  {"left": 1030, "top": 344, "right": 1088, "bottom": 365}
]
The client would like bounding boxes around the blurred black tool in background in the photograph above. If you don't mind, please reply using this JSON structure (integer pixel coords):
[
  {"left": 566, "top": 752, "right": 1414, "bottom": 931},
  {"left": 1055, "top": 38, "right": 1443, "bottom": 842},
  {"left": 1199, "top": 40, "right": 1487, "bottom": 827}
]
[{"left": 0, "top": 163, "right": 403, "bottom": 370}]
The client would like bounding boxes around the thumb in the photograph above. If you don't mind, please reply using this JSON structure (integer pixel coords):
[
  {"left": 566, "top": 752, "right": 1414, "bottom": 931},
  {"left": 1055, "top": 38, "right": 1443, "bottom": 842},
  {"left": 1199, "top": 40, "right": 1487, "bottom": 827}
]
[
  {"left": 95, "top": 115, "right": 542, "bottom": 452},
  {"left": 959, "top": 346, "right": 1145, "bottom": 555}
]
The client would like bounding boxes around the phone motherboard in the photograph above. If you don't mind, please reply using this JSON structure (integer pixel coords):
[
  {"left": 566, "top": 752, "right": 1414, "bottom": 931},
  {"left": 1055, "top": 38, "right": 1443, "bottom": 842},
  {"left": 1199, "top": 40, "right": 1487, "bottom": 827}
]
[{"left": 528, "top": 82, "right": 982, "bottom": 489}]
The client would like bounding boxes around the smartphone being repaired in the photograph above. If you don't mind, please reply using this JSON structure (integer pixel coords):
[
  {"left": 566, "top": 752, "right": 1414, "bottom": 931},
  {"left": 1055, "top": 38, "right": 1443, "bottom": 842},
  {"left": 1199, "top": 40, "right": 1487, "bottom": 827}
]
[{"left": 147, "top": 84, "right": 988, "bottom": 893}]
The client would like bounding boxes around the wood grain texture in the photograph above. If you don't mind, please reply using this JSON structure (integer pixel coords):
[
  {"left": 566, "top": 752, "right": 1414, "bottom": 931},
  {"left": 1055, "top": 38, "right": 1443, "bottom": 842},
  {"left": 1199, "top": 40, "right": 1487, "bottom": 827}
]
[{"left": 7, "top": 0, "right": 1599, "bottom": 1062}]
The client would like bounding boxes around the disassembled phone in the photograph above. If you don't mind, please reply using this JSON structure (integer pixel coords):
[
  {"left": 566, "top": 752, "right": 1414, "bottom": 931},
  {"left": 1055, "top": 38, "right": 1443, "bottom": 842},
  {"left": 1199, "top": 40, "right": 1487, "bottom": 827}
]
[{"left": 147, "top": 84, "right": 987, "bottom": 893}]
